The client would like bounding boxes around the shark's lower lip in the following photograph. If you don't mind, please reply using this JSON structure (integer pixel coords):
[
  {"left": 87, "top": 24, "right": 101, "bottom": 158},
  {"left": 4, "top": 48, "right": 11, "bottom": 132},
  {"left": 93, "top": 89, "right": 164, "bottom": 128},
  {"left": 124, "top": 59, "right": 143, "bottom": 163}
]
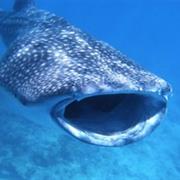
[{"left": 51, "top": 91, "right": 168, "bottom": 146}]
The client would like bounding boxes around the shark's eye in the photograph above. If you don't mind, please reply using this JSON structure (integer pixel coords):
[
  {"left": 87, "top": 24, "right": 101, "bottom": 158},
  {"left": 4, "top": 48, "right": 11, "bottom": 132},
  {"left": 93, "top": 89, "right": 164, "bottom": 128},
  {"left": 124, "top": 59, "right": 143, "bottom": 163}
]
[{"left": 52, "top": 92, "right": 167, "bottom": 146}]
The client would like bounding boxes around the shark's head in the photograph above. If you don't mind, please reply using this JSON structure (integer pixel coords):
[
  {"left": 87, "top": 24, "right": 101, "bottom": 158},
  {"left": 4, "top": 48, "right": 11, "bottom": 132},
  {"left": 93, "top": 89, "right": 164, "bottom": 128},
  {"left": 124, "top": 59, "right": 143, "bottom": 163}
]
[
  {"left": 50, "top": 55, "right": 171, "bottom": 146},
  {"left": 0, "top": 0, "right": 172, "bottom": 146}
]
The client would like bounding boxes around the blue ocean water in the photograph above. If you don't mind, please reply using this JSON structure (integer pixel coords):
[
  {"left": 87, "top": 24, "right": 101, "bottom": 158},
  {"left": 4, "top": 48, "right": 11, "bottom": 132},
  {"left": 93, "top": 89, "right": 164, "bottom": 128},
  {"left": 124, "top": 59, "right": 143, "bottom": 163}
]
[{"left": 0, "top": 0, "right": 180, "bottom": 179}]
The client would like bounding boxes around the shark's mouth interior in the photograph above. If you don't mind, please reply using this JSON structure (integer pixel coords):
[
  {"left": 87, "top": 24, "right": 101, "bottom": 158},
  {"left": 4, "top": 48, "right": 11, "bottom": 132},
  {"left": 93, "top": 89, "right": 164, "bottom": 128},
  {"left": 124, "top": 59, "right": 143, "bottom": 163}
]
[
  {"left": 64, "top": 93, "right": 166, "bottom": 133},
  {"left": 53, "top": 92, "right": 167, "bottom": 146}
]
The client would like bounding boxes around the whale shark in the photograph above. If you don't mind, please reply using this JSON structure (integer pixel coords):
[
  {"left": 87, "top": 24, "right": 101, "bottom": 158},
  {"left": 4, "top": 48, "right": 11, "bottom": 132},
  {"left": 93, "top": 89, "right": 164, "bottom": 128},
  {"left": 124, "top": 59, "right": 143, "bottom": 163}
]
[{"left": 0, "top": 0, "right": 172, "bottom": 146}]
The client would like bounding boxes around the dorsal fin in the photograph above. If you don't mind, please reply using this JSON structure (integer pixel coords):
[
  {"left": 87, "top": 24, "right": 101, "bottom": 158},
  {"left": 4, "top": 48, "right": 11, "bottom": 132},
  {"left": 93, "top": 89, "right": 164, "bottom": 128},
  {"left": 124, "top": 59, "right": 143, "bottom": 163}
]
[{"left": 13, "top": 0, "right": 35, "bottom": 11}]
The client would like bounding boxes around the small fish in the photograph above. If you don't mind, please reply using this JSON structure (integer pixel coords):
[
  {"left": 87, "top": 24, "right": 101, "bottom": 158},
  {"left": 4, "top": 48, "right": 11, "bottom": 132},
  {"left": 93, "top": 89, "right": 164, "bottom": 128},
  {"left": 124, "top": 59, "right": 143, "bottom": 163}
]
[{"left": 0, "top": 0, "right": 172, "bottom": 146}]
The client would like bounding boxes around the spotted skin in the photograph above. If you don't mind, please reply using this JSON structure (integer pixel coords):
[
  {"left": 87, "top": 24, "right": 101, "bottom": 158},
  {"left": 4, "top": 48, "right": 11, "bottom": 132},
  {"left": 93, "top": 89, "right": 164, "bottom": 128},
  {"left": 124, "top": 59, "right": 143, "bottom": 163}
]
[{"left": 0, "top": 6, "right": 170, "bottom": 103}]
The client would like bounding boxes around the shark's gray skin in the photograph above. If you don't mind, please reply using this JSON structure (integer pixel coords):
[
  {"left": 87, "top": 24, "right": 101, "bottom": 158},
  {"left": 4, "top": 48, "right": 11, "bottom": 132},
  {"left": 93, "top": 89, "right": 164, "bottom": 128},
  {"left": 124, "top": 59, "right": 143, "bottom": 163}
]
[{"left": 0, "top": 0, "right": 171, "bottom": 146}]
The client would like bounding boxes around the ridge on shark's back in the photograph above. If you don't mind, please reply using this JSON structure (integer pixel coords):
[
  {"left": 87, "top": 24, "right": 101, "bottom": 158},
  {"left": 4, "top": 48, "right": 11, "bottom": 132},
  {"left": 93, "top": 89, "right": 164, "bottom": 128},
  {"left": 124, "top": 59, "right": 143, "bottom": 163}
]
[{"left": 0, "top": 0, "right": 172, "bottom": 146}]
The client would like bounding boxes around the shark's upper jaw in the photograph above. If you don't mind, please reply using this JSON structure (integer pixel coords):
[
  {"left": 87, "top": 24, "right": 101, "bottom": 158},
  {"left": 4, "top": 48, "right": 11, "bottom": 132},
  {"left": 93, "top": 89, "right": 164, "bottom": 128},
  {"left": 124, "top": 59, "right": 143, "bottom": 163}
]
[{"left": 52, "top": 86, "right": 170, "bottom": 146}]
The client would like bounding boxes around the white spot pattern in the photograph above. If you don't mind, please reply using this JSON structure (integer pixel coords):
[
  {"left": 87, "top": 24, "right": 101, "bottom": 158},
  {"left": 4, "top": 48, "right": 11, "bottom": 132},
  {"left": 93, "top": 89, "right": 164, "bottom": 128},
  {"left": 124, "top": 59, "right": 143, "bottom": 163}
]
[{"left": 0, "top": 7, "right": 170, "bottom": 103}]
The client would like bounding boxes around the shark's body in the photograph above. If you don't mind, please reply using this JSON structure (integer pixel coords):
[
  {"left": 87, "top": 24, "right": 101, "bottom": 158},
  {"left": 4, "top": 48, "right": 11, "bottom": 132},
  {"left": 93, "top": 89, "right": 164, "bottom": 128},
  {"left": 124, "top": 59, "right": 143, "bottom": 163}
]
[{"left": 0, "top": 0, "right": 171, "bottom": 146}]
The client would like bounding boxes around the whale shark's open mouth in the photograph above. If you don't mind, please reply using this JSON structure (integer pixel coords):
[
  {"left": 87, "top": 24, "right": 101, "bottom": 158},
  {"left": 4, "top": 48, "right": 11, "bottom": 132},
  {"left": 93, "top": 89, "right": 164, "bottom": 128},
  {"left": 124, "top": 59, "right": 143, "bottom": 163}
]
[{"left": 52, "top": 92, "right": 167, "bottom": 146}]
